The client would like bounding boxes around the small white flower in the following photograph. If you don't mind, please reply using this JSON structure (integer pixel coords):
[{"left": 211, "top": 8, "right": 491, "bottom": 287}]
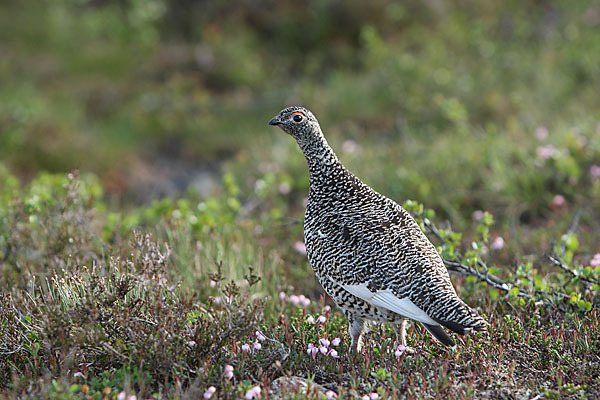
[
  {"left": 551, "top": 194, "right": 566, "bottom": 209},
  {"left": 203, "top": 386, "right": 216, "bottom": 399},
  {"left": 473, "top": 210, "right": 484, "bottom": 221},
  {"left": 536, "top": 144, "right": 556, "bottom": 160},
  {"left": 209, "top": 280, "right": 216, "bottom": 288},
  {"left": 317, "top": 315, "right": 327, "bottom": 323},
  {"left": 117, "top": 392, "right": 127, "bottom": 400},
  {"left": 279, "top": 291, "right": 286, "bottom": 301},
  {"left": 187, "top": 340, "right": 197, "bottom": 347},
  {"left": 126, "top": 395, "right": 137, "bottom": 400},
  {"left": 307, "top": 343, "right": 318, "bottom": 358},
  {"left": 332, "top": 337, "right": 341, "bottom": 346},
  {"left": 370, "top": 393, "right": 379, "bottom": 400},
  {"left": 223, "top": 364, "right": 234, "bottom": 379},
  {"left": 329, "top": 349, "right": 339, "bottom": 358},
  {"left": 324, "top": 305, "right": 331, "bottom": 312},
  {"left": 326, "top": 390, "right": 338, "bottom": 399},
  {"left": 256, "top": 331, "right": 266, "bottom": 341},
  {"left": 319, "top": 338, "right": 330, "bottom": 347},
  {"left": 73, "top": 371, "right": 85, "bottom": 379},
  {"left": 244, "top": 386, "right": 261, "bottom": 399},
  {"left": 293, "top": 241, "right": 307, "bottom": 255},
  {"left": 319, "top": 345, "right": 328, "bottom": 354},
  {"left": 301, "top": 296, "right": 311, "bottom": 307},
  {"left": 278, "top": 182, "right": 291, "bottom": 195},
  {"left": 253, "top": 342, "right": 262, "bottom": 351},
  {"left": 306, "top": 316, "right": 315, "bottom": 324},
  {"left": 289, "top": 294, "right": 300, "bottom": 305},
  {"left": 394, "top": 344, "right": 406, "bottom": 357},
  {"left": 490, "top": 236, "right": 505, "bottom": 251},
  {"left": 241, "top": 343, "right": 251, "bottom": 352},
  {"left": 342, "top": 139, "right": 360, "bottom": 154},
  {"left": 362, "top": 396, "right": 370, "bottom": 400}
]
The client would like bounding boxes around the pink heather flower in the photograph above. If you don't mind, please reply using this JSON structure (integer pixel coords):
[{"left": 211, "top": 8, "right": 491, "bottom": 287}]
[
  {"left": 362, "top": 396, "right": 370, "bottom": 400},
  {"left": 473, "top": 210, "right": 484, "bottom": 222},
  {"left": 209, "top": 280, "right": 216, "bottom": 288},
  {"left": 244, "top": 386, "right": 261, "bottom": 399},
  {"left": 301, "top": 295, "right": 311, "bottom": 307},
  {"left": 73, "top": 371, "right": 85, "bottom": 379},
  {"left": 342, "top": 140, "right": 359, "bottom": 154},
  {"left": 117, "top": 392, "right": 126, "bottom": 400},
  {"left": 203, "top": 386, "right": 216, "bottom": 399},
  {"left": 223, "top": 365, "right": 234, "bottom": 379},
  {"left": 331, "top": 337, "right": 341, "bottom": 346},
  {"left": 591, "top": 254, "right": 600, "bottom": 267},
  {"left": 279, "top": 291, "right": 286, "bottom": 301},
  {"left": 319, "top": 338, "right": 330, "bottom": 347},
  {"left": 317, "top": 315, "right": 327, "bottom": 323},
  {"left": 293, "top": 241, "right": 307, "bottom": 255},
  {"left": 319, "top": 345, "right": 329, "bottom": 355},
  {"left": 535, "top": 126, "right": 549, "bottom": 141},
  {"left": 289, "top": 294, "right": 300, "bottom": 305},
  {"left": 278, "top": 182, "right": 291, "bottom": 195},
  {"left": 127, "top": 396, "right": 137, "bottom": 400},
  {"left": 241, "top": 343, "right": 251, "bottom": 352},
  {"left": 306, "top": 315, "right": 315, "bottom": 324},
  {"left": 590, "top": 165, "right": 600, "bottom": 180},
  {"left": 324, "top": 305, "right": 331, "bottom": 312},
  {"left": 256, "top": 331, "right": 266, "bottom": 342},
  {"left": 187, "top": 340, "right": 197, "bottom": 347},
  {"left": 394, "top": 344, "right": 406, "bottom": 357},
  {"left": 370, "top": 393, "right": 380, "bottom": 400},
  {"left": 253, "top": 342, "right": 262, "bottom": 351},
  {"left": 326, "top": 390, "right": 338, "bottom": 399},
  {"left": 536, "top": 144, "right": 556, "bottom": 160},
  {"left": 307, "top": 343, "right": 318, "bottom": 358},
  {"left": 490, "top": 236, "right": 505, "bottom": 251},
  {"left": 551, "top": 194, "right": 566, "bottom": 209},
  {"left": 329, "top": 349, "right": 339, "bottom": 358}
]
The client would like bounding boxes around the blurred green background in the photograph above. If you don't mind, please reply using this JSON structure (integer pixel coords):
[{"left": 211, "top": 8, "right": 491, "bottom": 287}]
[{"left": 1, "top": 0, "right": 599, "bottom": 222}]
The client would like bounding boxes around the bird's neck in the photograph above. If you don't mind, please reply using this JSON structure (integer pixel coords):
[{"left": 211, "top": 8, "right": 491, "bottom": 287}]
[{"left": 297, "top": 131, "right": 341, "bottom": 184}]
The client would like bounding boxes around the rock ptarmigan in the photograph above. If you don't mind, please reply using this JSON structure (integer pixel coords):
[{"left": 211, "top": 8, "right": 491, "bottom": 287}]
[{"left": 269, "top": 106, "right": 487, "bottom": 352}]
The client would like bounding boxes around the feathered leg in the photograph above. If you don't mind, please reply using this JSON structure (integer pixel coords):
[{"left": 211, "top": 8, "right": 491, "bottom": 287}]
[
  {"left": 394, "top": 318, "right": 416, "bottom": 353},
  {"left": 347, "top": 313, "right": 366, "bottom": 353}
]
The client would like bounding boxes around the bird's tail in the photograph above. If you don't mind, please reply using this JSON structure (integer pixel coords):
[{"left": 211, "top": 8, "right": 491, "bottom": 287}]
[
  {"left": 428, "top": 296, "right": 488, "bottom": 336},
  {"left": 422, "top": 323, "right": 456, "bottom": 347}
]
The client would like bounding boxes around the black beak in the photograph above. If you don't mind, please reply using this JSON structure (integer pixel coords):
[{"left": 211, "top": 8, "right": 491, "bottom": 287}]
[{"left": 268, "top": 117, "right": 281, "bottom": 126}]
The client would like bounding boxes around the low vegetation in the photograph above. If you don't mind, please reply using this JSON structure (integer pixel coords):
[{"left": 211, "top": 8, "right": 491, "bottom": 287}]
[{"left": 1, "top": 0, "right": 600, "bottom": 398}]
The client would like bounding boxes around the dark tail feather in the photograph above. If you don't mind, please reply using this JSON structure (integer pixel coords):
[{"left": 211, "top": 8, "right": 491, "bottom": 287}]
[{"left": 422, "top": 323, "right": 456, "bottom": 347}]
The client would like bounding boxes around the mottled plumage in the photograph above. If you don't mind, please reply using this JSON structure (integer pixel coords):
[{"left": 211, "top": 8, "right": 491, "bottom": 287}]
[{"left": 269, "top": 106, "right": 487, "bottom": 351}]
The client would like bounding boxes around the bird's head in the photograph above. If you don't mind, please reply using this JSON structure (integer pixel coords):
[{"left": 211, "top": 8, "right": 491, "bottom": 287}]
[{"left": 268, "top": 106, "right": 320, "bottom": 141}]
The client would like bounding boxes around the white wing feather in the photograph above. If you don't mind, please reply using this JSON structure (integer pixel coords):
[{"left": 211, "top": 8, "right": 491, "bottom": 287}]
[{"left": 341, "top": 283, "right": 437, "bottom": 325}]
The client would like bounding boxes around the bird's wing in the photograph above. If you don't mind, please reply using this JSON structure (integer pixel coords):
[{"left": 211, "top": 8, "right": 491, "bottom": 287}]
[{"left": 341, "top": 283, "right": 437, "bottom": 325}]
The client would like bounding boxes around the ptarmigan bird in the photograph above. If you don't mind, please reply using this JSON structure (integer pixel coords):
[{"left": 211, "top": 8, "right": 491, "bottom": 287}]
[{"left": 269, "top": 106, "right": 487, "bottom": 352}]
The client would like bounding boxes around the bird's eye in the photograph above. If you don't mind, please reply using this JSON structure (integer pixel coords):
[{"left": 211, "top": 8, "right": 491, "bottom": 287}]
[{"left": 292, "top": 113, "right": 303, "bottom": 123}]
